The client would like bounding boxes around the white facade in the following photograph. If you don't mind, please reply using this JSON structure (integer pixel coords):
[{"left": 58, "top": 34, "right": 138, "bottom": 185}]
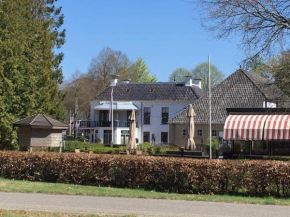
[
  {"left": 79, "top": 78, "right": 202, "bottom": 146},
  {"left": 85, "top": 100, "right": 190, "bottom": 145}
]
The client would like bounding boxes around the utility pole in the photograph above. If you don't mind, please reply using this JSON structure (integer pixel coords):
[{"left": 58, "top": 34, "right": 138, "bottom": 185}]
[{"left": 111, "top": 87, "right": 114, "bottom": 147}]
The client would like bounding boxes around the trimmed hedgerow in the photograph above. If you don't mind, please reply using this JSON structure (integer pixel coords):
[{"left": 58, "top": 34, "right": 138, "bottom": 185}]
[
  {"left": 63, "top": 141, "right": 116, "bottom": 154},
  {"left": 1, "top": 151, "right": 290, "bottom": 196}
]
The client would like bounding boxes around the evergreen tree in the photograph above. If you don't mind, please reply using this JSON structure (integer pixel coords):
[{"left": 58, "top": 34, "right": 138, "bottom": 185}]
[{"left": 0, "top": 0, "right": 65, "bottom": 146}]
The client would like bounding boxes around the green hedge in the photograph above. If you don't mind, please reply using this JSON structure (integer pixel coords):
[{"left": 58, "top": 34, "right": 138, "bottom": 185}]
[
  {"left": 263, "top": 156, "right": 290, "bottom": 161},
  {"left": 1, "top": 151, "right": 290, "bottom": 196},
  {"left": 63, "top": 141, "right": 116, "bottom": 154},
  {"left": 138, "top": 143, "right": 179, "bottom": 154}
]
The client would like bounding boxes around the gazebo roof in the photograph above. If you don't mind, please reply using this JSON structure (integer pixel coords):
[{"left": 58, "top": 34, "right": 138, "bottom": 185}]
[{"left": 13, "top": 114, "right": 68, "bottom": 129}]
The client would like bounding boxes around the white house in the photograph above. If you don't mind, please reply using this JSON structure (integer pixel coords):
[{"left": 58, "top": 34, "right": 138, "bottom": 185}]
[{"left": 80, "top": 76, "right": 204, "bottom": 145}]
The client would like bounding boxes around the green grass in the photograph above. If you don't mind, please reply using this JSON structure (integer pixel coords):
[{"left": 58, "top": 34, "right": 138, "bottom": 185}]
[
  {"left": 0, "top": 178, "right": 289, "bottom": 206},
  {"left": 0, "top": 209, "right": 136, "bottom": 217}
]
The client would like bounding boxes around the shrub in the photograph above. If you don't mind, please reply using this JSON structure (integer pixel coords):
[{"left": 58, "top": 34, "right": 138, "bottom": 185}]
[
  {"left": 138, "top": 143, "right": 179, "bottom": 154},
  {"left": 76, "top": 136, "right": 88, "bottom": 142},
  {"left": 63, "top": 141, "right": 116, "bottom": 154},
  {"left": 1, "top": 151, "right": 290, "bottom": 196},
  {"left": 263, "top": 156, "right": 290, "bottom": 161},
  {"left": 95, "top": 136, "right": 101, "bottom": 143},
  {"left": 138, "top": 142, "right": 154, "bottom": 152},
  {"left": 206, "top": 137, "right": 219, "bottom": 157}
]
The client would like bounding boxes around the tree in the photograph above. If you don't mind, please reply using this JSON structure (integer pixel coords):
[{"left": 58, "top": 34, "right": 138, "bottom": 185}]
[
  {"left": 268, "top": 51, "right": 290, "bottom": 96},
  {"left": 191, "top": 62, "right": 224, "bottom": 92},
  {"left": 62, "top": 70, "right": 102, "bottom": 121},
  {"left": 195, "top": 0, "right": 290, "bottom": 58},
  {"left": 168, "top": 68, "right": 191, "bottom": 82},
  {"left": 130, "top": 57, "right": 157, "bottom": 82},
  {"left": 88, "top": 47, "right": 131, "bottom": 87},
  {"left": 0, "top": 0, "right": 65, "bottom": 146},
  {"left": 244, "top": 56, "right": 273, "bottom": 79}
]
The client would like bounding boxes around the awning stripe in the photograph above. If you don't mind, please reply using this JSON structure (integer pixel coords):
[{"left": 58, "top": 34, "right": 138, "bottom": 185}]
[
  {"left": 224, "top": 115, "right": 268, "bottom": 140},
  {"left": 264, "top": 115, "right": 290, "bottom": 140}
]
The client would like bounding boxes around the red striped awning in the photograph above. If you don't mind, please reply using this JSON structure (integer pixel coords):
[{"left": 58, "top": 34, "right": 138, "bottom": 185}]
[
  {"left": 224, "top": 115, "right": 268, "bottom": 140},
  {"left": 264, "top": 115, "right": 290, "bottom": 140}
]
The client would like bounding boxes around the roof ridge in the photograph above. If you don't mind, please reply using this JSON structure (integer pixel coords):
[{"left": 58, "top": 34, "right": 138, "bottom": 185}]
[
  {"left": 42, "top": 114, "right": 53, "bottom": 126},
  {"left": 240, "top": 69, "right": 268, "bottom": 99},
  {"left": 13, "top": 114, "right": 38, "bottom": 125},
  {"left": 30, "top": 114, "right": 40, "bottom": 125}
]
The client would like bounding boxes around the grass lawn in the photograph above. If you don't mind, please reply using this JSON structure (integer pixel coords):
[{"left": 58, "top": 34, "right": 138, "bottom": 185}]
[
  {"left": 0, "top": 209, "right": 136, "bottom": 217},
  {"left": 0, "top": 178, "right": 289, "bottom": 206}
]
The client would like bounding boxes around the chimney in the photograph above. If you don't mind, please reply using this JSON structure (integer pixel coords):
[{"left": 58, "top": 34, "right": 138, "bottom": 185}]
[
  {"left": 184, "top": 76, "right": 192, "bottom": 86},
  {"left": 110, "top": 75, "right": 119, "bottom": 86},
  {"left": 121, "top": 79, "right": 130, "bottom": 84},
  {"left": 193, "top": 78, "right": 202, "bottom": 89}
]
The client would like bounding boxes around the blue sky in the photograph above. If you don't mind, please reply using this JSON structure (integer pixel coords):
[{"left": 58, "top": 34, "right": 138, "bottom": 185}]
[{"left": 58, "top": 0, "right": 245, "bottom": 82}]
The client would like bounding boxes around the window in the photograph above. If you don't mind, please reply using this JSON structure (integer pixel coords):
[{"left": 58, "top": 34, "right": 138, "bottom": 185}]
[
  {"left": 161, "top": 132, "right": 168, "bottom": 143},
  {"left": 233, "top": 141, "right": 250, "bottom": 155},
  {"left": 252, "top": 141, "right": 268, "bottom": 155},
  {"left": 197, "top": 129, "right": 202, "bottom": 137},
  {"left": 143, "top": 107, "right": 151, "bottom": 124},
  {"left": 272, "top": 141, "right": 290, "bottom": 156},
  {"left": 161, "top": 107, "right": 169, "bottom": 124},
  {"left": 182, "top": 129, "right": 187, "bottom": 136},
  {"left": 212, "top": 130, "right": 217, "bottom": 137},
  {"left": 143, "top": 132, "right": 150, "bottom": 143}
]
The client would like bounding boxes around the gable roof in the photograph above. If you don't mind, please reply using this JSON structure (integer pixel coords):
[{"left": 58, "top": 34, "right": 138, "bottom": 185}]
[
  {"left": 14, "top": 114, "right": 68, "bottom": 129},
  {"left": 94, "top": 82, "right": 204, "bottom": 101},
  {"left": 169, "top": 69, "right": 290, "bottom": 124}
]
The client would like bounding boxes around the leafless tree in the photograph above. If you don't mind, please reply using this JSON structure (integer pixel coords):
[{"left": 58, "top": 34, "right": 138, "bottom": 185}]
[
  {"left": 193, "top": 0, "right": 290, "bottom": 58},
  {"left": 88, "top": 47, "right": 113, "bottom": 87},
  {"left": 88, "top": 47, "right": 131, "bottom": 86}
]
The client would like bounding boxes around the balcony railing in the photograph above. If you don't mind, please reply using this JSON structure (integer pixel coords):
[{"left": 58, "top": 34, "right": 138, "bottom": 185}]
[{"left": 80, "top": 121, "right": 138, "bottom": 128}]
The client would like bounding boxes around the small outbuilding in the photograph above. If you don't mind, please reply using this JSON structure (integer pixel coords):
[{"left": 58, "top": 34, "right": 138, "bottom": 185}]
[{"left": 13, "top": 114, "right": 68, "bottom": 151}]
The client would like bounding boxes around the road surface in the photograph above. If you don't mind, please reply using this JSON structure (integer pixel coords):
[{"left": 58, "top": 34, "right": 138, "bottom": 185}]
[{"left": 0, "top": 192, "right": 289, "bottom": 216}]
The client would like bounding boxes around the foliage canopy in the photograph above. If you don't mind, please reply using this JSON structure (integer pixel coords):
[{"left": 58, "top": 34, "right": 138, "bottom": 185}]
[{"left": 0, "top": 0, "right": 65, "bottom": 146}]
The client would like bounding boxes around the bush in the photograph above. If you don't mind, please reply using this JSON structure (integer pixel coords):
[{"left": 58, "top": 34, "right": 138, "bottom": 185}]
[
  {"left": 64, "top": 141, "right": 116, "bottom": 154},
  {"left": 2, "top": 151, "right": 290, "bottom": 196},
  {"left": 206, "top": 137, "right": 219, "bottom": 157},
  {"left": 138, "top": 142, "right": 154, "bottom": 152},
  {"left": 76, "top": 136, "right": 88, "bottom": 142},
  {"left": 138, "top": 143, "right": 179, "bottom": 154}
]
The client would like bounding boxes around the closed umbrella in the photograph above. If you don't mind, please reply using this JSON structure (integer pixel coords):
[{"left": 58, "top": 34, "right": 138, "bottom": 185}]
[
  {"left": 186, "top": 104, "right": 196, "bottom": 150},
  {"left": 128, "top": 110, "right": 137, "bottom": 150}
]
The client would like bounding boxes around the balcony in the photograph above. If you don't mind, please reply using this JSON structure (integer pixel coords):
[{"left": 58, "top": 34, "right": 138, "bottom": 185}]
[{"left": 80, "top": 121, "right": 138, "bottom": 128}]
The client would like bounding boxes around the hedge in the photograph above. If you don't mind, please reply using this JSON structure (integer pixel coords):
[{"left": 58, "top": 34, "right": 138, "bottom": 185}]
[
  {"left": 63, "top": 141, "right": 116, "bottom": 154},
  {"left": 1, "top": 151, "right": 290, "bottom": 196}
]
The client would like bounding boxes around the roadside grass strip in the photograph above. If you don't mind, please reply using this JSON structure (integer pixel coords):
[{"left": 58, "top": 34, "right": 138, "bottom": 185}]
[
  {"left": 0, "top": 178, "right": 289, "bottom": 206},
  {"left": 0, "top": 209, "right": 137, "bottom": 217}
]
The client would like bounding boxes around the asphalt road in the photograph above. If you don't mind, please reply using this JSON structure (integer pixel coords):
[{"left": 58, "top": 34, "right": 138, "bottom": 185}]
[{"left": 0, "top": 192, "right": 289, "bottom": 217}]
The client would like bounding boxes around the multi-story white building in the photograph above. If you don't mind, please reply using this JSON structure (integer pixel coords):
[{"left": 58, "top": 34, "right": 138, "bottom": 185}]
[{"left": 80, "top": 76, "right": 204, "bottom": 145}]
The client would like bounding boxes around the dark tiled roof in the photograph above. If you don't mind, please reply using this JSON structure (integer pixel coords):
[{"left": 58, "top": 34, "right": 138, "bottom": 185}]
[
  {"left": 14, "top": 114, "right": 68, "bottom": 129},
  {"left": 169, "top": 69, "right": 290, "bottom": 124},
  {"left": 95, "top": 82, "right": 204, "bottom": 101},
  {"left": 244, "top": 72, "right": 287, "bottom": 101}
]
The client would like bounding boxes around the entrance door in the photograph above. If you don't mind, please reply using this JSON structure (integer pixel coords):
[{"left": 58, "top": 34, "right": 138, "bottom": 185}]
[
  {"left": 103, "top": 130, "right": 112, "bottom": 145},
  {"left": 121, "top": 135, "right": 129, "bottom": 145},
  {"left": 121, "top": 130, "right": 129, "bottom": 145}
]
